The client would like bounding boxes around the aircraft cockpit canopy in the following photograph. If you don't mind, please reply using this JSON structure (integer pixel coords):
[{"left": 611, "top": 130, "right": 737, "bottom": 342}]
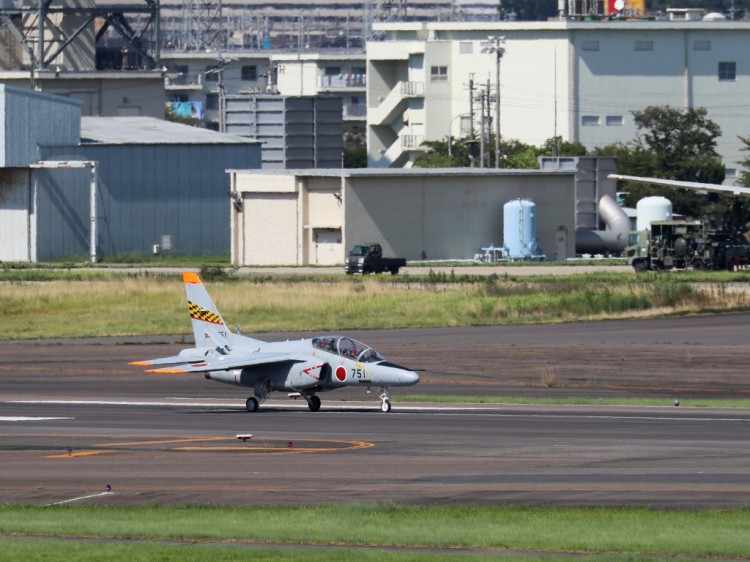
[{"left": 312, "top": 336, "right": 384, "bottom": 363}]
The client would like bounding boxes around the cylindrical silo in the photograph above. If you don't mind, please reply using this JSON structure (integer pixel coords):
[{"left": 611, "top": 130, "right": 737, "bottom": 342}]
[
  {"left": 503, "top": 199, "right": 541, "bottom": 259},
  {"left": 636, "top": 196, "right": 672, "bottom": 231}
]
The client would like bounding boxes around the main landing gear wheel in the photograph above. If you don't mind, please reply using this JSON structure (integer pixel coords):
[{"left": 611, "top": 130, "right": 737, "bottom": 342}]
[
  {"left": 307, "top": 395, "right": 321, "bottom": 412},
  {"left": 246, "top": 397, "right": 259, "bottom": 412}
]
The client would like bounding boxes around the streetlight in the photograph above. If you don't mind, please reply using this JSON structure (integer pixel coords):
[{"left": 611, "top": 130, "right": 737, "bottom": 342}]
[
  {"left": 447, "top": 113, "right": 470, "bottom": 161},
  {"left": 482, "top": 36, "right": 505, "bottom": 168}
]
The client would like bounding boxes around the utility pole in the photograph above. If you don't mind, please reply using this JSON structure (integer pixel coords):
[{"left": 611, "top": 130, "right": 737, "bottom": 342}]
[
  {"left": 486, "top": 78, "right": 492, "bottom": 167},
  {"left": 482, "top": 36, "right": 505, "bottom": 168},
  {"left": 478, "top": 89, "right": 485, "bottom": 167},
  {"left": 468, "top": 75, "right": 476, "bottom": 167}
]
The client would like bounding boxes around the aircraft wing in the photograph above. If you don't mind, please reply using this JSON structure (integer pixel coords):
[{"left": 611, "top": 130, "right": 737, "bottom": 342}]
[
  {"left": 608, "top": 174, "right": 750, "bottom": 197},
  {"left": 142, "top": 352, "right": 302, "bottom": 374}
]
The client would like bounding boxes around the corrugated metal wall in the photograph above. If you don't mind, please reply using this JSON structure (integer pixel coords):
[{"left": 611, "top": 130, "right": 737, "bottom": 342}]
[
  {"left": 0, "top": 85, "right": 80, "bottom": 168},
  {"left": 36, "top": 143, "right": 261, "bottom": 260},
  {"left": 224, "top": 95, "right": 343, "bottom": 169}
]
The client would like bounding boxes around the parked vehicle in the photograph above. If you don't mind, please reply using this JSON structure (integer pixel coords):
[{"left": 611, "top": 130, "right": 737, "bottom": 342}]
[
  {"left": 344, "top": 243, "right": 406, "bottom": 275},
  {"left": 626, "top": 220, "right": 750, "bottom": 272}
]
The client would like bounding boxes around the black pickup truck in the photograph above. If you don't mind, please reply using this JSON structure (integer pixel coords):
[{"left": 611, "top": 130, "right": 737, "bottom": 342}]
[{"left": 344, "top": 243, "right": 406, "bottom": 275}]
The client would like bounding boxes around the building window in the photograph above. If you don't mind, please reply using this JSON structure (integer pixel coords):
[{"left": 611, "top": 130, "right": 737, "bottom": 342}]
[
  {"left": 719, "top": 61, "right": 736, "bottom": 81},
  {"left": 325, "top": 66, "right": 342, "bottom": 76},
  {"left": 581, "top": 40, "right": 600, "bottom": 51},
  {"left": 725, "top": 168, "right": 737, "bottom": 178},
  {"left": 634, "top": 40, "right": 653, "bottom": 51},
  {"left": 241, "top": 65, "right": 257, "bottom": 81},
  {"left": 582, "top": 115, "right": 600, "bottom": 126},
  {"left": 430, "top": 66, "right": 448, "bottom": 81},
  {"left": 459, "top": 42, "right": 473, "bottom": 54},
  {"left": 693, "top": 40, "right": 711, "bottom": 51},
  {"left": 606, "top": 115, "right": 624, "bottom": 126},
  {"left": 205, "top": 93, "right": 219, "bottom": 110},
  {"left": 204, "top": 65, "right": 219, "bottom": 82}
]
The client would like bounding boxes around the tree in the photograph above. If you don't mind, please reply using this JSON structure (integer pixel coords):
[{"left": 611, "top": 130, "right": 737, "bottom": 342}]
[
  {"left": 631, "top": 106, "right": 725, "bottom": 184},
  {"left": 737, "top": 136, "right": 750, "bottom": 187},
  {"left": 343, "top": 147, "right": 367, "bottom": 168},
  {"left": 539, "top": 136, "right": 588, "bottom": 158},
  {"left": 413, "top": 138, "right": 473, "bottom": 167},
  {"left": 595, "top": 106, "right": 726, "bottom": 218},
  {"left": 415, "top": 135, "right": 586, "bottom": 169}
]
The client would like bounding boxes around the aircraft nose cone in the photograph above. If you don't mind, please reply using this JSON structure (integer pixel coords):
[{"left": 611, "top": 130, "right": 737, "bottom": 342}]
[{"left": 403, "top": 370, "right": 420, "bottom": 386}]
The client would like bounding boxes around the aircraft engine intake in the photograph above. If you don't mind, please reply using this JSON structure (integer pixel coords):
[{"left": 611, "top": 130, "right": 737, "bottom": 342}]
[{"left": 285, "top": 360, "right": 329, "bottom": 390}]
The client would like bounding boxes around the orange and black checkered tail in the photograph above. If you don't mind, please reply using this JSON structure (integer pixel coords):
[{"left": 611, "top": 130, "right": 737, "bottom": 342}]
[{"left": 182, "top": 271, "right": 232, "bottom": 351}]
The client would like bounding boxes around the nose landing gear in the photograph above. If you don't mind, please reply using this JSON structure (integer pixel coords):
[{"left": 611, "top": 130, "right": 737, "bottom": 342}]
[{"left": 379, "top": 388, "right": 391, "bottom": 413}]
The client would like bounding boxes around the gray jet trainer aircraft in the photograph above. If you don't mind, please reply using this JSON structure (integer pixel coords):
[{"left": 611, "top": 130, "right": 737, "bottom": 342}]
[{"left": 130, "top": 272, "right": 420, "bottom": 412}]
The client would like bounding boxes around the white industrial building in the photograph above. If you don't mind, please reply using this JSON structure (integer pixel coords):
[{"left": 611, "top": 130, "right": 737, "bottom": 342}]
[
  {"left": 228, "top": 168, "right": 578, "bottom": 266},
  {"left": 366, "top": 19, "right": 750, "bottom": 183},
  {"left": 161, "top": 50, "right": 367, "bottom": 135}
]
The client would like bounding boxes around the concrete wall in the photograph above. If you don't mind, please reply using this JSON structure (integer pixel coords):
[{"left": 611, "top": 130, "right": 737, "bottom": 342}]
[
  {"left": 344, "top": 172, "right": 575, "bottom": 261},
  {"left": 231, "top": 174, "right": 299, "bottom": 265},
  {"left": 230, "top": 169, "right": 576, "bottom": 265}
]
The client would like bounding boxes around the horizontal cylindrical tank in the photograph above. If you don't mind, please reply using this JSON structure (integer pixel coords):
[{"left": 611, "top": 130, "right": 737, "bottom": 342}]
[
  {"left": 636, "top": 196, "right": 672, "bottom": 231},
  {"left": 503, "top": 199, "right": 541, "bottom": 259}
]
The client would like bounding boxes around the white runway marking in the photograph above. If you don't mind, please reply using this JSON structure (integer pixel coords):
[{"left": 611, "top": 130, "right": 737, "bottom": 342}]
[
  {"left": 4, "top": 399, "right": 750, "bottom": 422},
  {"left": 46, "top": 492, "right": 112, "bottom": 506},
  {"left": 0, "top": 416, "right": 73, "bottom": 421}
]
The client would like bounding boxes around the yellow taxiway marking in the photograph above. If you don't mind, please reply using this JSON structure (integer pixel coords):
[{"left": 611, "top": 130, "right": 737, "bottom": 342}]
[
  {"left": 31, "top": 436, "right": 375, "bottom": 459},
  {"left": 95, "top": 437, "right": 226, "bottom": 447},
  {"left": 44, "top": 451, "right": 109, "bottom": 459}
]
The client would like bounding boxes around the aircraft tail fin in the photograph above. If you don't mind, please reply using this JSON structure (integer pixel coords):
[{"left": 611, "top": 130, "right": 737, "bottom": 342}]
[{"left": 183, "top": 271, "right": 232, "bottom": 353}]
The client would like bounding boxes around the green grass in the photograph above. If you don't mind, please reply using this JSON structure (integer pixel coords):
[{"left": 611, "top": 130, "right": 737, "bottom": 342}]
[
  {"left": 0, "top": 504, "right": 749, "bottom": 560},
  {"left": 396, "top": 395, "right": 750, "bottom": 408},
  {"left": 2, "top": 271, "right": 749, "bottom": 340},
  {"left": 0, "top": 540, "right": 579, "bottom": 562}
]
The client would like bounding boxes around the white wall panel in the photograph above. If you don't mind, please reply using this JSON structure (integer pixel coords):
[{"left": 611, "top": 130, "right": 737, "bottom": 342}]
[{"left": 0, "top": 170, "right": 30, "bottom": 261}]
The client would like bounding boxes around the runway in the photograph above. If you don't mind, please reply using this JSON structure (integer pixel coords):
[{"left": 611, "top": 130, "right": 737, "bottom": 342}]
[{"left": 2, "top": 313, "right": 750, "bottom": 508}]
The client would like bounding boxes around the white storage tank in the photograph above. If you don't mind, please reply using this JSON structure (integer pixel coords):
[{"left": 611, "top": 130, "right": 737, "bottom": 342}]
[
  {"left": 636, "top": 196, "right": 672, "bottom": 231},
  {"left": 502, "top": 199, "right": 542, "bottom": 259}
]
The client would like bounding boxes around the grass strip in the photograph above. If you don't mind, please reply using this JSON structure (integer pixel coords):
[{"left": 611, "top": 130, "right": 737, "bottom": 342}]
[
  {"left": 0, "top": 538, "right": 679, "bottom": 562},
  {"left": 0, "top": 504, "right": 749, "bottom": 559},
  {"left": 2, "top": 273, "right": 750, "bottom": 340},
  {"left": 395, "top": 395, "right": 750, "bottom": 408}
]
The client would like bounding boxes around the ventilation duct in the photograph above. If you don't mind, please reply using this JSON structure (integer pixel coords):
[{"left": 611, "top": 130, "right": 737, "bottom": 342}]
[{"left": 575, "top": 194, "right": 630, "bottom": 254}]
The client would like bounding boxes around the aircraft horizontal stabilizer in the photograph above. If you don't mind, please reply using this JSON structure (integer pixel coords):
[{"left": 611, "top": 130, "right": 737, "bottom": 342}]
[{"left": 128, "top": 348, "right": 212, "bottom": 367}]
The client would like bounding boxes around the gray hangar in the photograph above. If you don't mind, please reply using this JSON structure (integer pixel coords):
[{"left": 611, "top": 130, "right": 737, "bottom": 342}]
[
  {"left": 229, "top": 168, "right": 577, "bottom": 266},
  {"left": 0, "top": 85, "right": 261, "bottom": 262}
]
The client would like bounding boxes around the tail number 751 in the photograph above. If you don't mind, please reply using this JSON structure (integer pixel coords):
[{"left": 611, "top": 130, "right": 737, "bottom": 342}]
[{"left": 351, "top": 367, "right": 369, "bottom": 379}]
